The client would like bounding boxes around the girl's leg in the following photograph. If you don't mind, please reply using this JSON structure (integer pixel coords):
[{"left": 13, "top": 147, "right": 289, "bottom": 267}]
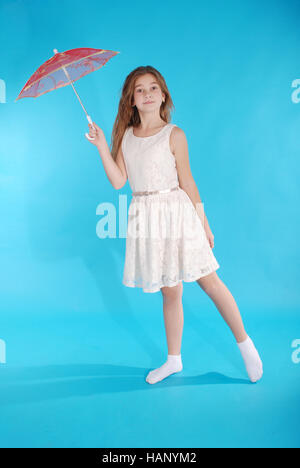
[
  {"left": 145, "top": 282, "right": 184, "bottom": 384},
  {"left": 162, "top": 281, "right": 184, "bottom": 355},
  {"left": 196, "top": 272, "right": 247, "bottom": 343},
  {"left": 196, "top": 272, "right": 263, "bottom": 382}
]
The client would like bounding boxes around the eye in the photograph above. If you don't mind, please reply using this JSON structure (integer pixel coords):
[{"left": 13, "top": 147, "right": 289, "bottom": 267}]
[{"left": 136, "top": 86, "right": 158, "bottom": 92}]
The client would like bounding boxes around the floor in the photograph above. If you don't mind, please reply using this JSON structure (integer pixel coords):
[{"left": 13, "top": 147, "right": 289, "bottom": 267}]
[{"left": 0, "top": 306, "right": 299, "bottom": 448}]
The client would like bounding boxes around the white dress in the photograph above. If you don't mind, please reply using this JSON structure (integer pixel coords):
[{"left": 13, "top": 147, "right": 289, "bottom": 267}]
[{"left": 121, "top": 122, "right": 220, "bottom": 293}]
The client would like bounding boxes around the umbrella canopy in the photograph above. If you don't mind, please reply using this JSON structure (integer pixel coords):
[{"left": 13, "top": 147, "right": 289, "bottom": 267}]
[{"left": 15, "top": 47, "right": 119, "bottom": 101}]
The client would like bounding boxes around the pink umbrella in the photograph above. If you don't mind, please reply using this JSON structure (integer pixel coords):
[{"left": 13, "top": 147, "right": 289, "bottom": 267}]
[{"left": 16, "top": 47, "right": 120, "bottom": 140}]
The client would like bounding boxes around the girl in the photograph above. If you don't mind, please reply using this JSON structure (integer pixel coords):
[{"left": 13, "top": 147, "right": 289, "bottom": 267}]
[{"left": 86, "top": 65, "right": 263, "bottom": 385}]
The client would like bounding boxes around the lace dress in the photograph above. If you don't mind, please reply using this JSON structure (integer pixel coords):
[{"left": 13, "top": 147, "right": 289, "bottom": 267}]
[{"left": 121, "top": 123, "right": 220, "bottom": 293}]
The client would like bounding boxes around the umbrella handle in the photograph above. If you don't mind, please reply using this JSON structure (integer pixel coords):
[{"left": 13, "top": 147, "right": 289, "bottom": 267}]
[
  {"left": 85, "top": 114, "right": 96, "bottom": 141},
  {"left": 85, "top": 133, "right": 95, "bottom": 141}
]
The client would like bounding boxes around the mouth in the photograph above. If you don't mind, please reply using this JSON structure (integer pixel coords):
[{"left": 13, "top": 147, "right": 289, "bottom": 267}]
[{"left": 144, "top": 101, "right": 154, "bottom": 104}]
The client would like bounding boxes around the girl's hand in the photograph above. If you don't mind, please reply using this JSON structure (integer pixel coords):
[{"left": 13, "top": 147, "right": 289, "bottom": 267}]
[
  {"left": 204, "top": 224, "right": 215, "bottom": 249},
  {"left": 85, "top": 122, "right": 106, "bottom": 147}
]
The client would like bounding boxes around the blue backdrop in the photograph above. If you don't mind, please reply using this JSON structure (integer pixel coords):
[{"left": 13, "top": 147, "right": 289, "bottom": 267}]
[{"left": 0, "top": 0, "right": 299, "bottom": 448}]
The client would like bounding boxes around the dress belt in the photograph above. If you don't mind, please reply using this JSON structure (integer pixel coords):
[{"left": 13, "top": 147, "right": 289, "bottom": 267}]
[{"left": 132, "top": 185, "right": 179, "bottom": 197}]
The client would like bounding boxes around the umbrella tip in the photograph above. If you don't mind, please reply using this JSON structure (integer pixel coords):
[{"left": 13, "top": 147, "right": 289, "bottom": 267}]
[{"left": 53, "top": 49, "right": 58, "bottom": 54}]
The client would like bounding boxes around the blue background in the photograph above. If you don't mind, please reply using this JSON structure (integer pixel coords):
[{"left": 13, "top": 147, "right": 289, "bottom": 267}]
[{"left": 0, "top": 0, "right": 299, "bottom": 448}]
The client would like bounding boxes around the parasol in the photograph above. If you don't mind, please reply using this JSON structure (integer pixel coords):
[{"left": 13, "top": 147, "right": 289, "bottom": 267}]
[{"left": 15, "top": 47, "right": 119, "bottom": 141}]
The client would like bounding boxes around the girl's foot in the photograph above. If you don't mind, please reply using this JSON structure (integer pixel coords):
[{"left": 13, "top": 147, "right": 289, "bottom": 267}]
[
  {"left": 146, "top": 354, "right": 183, "bottom": 384},
  {"left": 237, "top": 335, "right": 263, "bottom": 383}
]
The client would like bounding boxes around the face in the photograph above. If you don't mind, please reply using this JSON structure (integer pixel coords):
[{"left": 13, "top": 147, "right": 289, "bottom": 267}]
[{"left": 132, "top": 73, "right": 165, "bottom": 112}]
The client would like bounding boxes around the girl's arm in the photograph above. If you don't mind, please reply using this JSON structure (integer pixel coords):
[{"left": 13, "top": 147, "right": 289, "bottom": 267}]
[
  {"left": 97, "top": 138, "right": 128, "bottom": 190},
  {"left": 171, "top": 127, "right": 212, "bottom": 236},
  {"left": 87, "top": 122, "right": 127, "bottom": 190}
]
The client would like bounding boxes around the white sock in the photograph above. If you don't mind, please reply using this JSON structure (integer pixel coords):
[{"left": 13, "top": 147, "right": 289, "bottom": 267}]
[
  {"left": 146, "top": 354, "right": 183, "bottom": 384},
  {"left": 237, "top": 335, "right": 263, "bottom": 383}
]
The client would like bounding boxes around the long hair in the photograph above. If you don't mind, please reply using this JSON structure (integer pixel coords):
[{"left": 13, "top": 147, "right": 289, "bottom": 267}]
[{"left": 109, "top": 66, "right": 175, "bottom": 161}]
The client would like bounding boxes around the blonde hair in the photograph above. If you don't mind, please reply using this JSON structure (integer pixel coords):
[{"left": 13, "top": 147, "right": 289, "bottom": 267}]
[{"left": 109, "top": 66, "right": 175, "bottom": 161}]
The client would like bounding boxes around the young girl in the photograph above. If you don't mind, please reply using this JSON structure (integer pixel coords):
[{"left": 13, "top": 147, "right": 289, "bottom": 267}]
[{"left": 86, "top": 65, "right": 263, "bottom": 385}]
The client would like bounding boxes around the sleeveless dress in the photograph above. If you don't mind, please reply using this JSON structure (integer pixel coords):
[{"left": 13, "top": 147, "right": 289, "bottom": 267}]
[{"left": 121, "top": 122, "right": 220, "bottom": 293}]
